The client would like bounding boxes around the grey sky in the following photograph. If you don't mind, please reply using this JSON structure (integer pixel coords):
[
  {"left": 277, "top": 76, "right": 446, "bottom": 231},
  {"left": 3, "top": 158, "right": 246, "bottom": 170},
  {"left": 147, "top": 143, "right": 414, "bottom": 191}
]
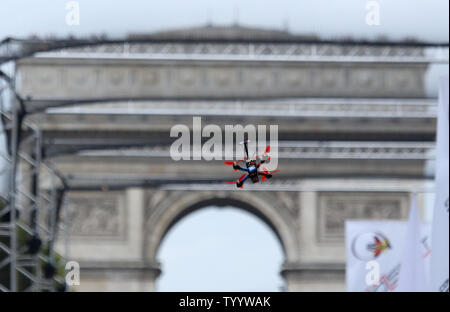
[
  {"left": 1, "top": 0, "right": 448, "bottom": 97},
  {"left": 0, "top": 0, "right": 448, "bottom": 41},
  {"left": 157, "top": 207, "right": 284, "bottom": 292}
]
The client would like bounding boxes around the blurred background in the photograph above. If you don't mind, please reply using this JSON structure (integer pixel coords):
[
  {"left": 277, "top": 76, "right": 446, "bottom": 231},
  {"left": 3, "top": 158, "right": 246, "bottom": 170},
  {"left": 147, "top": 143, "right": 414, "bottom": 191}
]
[{"left": 0, "top": 0, "right": 448, "bottom": 292}]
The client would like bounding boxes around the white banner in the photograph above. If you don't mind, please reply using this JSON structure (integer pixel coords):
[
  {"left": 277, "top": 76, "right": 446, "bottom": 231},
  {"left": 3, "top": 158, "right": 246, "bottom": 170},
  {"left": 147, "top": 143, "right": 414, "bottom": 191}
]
[
  {"left": 430, "top": 77, "right": 449, "bottom": 292},
  {"left": 396, "top": 195, "right": 428, "bottom": 291},
  {"left": 346, "top": 221, "right": 431, "bottom": 292}
]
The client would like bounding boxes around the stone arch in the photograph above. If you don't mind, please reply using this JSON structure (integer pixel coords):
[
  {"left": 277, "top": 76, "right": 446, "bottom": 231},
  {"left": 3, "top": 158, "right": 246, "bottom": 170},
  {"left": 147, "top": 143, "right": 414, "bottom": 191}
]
[{"left": 145, "top": 190, "right": 301, "bottom": 265}]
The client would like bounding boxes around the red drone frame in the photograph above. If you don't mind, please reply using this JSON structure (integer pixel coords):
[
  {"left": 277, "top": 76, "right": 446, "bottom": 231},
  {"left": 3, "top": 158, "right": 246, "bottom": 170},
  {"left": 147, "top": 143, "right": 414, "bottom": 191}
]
[{"left": 224, "top": 140, "right": 279, "bottom": 188}]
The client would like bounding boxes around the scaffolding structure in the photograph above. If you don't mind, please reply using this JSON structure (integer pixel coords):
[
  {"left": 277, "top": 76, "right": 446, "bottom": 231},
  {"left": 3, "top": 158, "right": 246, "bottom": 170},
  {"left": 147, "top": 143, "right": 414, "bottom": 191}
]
[
  {"left": 0, "top": 62, "right": 68, "bottom": 292},
  {"left": 1, "top": 37, "right": 449, "bottom": 65},
  {"left": 0, "top": 112, "right": 60, "bottom": 291}
]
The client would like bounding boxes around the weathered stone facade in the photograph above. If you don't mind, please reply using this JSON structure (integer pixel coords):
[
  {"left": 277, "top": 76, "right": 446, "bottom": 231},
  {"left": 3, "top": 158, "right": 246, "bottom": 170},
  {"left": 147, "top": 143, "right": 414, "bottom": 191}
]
[{"left": 57, "top": 180, "right": 422, "bottom": 291}]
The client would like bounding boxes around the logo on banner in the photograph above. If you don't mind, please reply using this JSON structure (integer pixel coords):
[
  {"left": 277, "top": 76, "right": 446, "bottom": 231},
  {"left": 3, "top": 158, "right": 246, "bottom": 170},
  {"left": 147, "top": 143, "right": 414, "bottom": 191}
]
[{"left": 351, "top": 231, "right": 391, "bottom": 261}]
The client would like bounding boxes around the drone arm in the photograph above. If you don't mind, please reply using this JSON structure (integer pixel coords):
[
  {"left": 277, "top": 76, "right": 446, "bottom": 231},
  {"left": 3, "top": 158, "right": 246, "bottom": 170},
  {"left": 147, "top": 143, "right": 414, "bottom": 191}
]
[
  {"left": 241, "top": 174, "right": 250, "bottom": 182},
  {"left": 237, "top": 166, "right": 249, "bottom": 173}
]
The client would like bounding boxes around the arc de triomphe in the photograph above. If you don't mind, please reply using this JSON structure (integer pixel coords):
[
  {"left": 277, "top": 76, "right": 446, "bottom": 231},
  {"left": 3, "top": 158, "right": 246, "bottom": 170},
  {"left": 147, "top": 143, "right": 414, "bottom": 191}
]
[{"left": 14, "top": 26, "right": 435, "bottom": 291}]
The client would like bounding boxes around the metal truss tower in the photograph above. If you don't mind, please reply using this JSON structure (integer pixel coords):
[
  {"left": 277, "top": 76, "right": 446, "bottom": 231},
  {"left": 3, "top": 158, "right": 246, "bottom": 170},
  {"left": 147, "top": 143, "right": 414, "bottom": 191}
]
[{"left": 0, "top": 65, "right": 65, "bottom": 292}]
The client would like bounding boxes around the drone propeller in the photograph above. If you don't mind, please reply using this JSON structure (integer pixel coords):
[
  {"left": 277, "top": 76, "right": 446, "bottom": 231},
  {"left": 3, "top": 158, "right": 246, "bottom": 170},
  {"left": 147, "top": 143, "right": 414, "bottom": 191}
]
[
  {"left": 224, "top": 158, "right": 246, "bottom": 171},
  {"left": 226, "top": 174, "right": 247, "bottom": 187},
  {"left": 261, "top": 166, "right": 280, "bottom": 174},
  {"left": 256, "top": 145, "right": 271, "bottom": 160},
  {"left": 259, "top": 167, "right": 279, "bottom": 183}
]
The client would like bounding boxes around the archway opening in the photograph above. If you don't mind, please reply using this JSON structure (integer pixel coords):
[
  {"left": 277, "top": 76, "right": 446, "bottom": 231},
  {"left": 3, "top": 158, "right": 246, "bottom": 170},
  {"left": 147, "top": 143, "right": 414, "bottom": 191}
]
[{"left": 156, "top": 206, "right": 285, "bottom": 292}]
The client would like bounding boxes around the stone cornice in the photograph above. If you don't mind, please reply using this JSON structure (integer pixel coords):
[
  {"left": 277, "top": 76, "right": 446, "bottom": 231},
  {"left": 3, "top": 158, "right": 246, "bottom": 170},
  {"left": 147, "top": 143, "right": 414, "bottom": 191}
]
[
  {"left": 75, "top": 141, "right": 434, "bottom": 160},
  {"left": 31, "top": 42, "right": 448, "bottom": 64}
]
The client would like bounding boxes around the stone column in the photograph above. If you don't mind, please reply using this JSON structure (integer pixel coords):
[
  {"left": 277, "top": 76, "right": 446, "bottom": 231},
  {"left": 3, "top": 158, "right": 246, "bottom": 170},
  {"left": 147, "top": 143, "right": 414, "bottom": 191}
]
[{"left": 282, "top": 262, "right": 345, "bottom": 292}]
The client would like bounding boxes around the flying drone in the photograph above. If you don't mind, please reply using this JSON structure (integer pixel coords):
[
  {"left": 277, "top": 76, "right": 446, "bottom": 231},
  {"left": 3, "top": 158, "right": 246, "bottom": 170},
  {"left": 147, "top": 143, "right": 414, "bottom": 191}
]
[{"left": 224, "top": 140, "right": 280, "bottom": 188}]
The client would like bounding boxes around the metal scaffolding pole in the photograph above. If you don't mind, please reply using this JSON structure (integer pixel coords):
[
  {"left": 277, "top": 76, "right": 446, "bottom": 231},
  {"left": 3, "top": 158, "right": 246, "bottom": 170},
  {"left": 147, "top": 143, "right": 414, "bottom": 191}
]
[
  {"left": 9, "top": 97, "right": 18, "bottom": 292},
  {"left": 0, "top": 59, "right": 20, "bottom": 292},
  {"left": 0, "top": 67, "right": 63, "bottom": 292}
]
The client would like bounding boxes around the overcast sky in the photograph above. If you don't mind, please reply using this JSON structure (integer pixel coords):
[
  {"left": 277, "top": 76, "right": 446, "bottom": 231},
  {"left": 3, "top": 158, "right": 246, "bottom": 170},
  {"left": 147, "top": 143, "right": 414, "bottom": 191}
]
[
  {"left": 157, "top": 207, "right": 284, "bottom": 292},
  {"left": 0, "top": 0, "right": 448, "bottom": 41},
  {"left": 1, "top": 0, "right": 448, "bottom": 97}
]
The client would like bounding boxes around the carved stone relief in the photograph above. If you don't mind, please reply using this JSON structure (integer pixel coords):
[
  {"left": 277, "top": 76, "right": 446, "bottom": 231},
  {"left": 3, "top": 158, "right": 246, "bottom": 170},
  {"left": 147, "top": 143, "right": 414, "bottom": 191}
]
[
  {"left": 17, "top": 61, "right": 427, "bottom": 99},
  {"left": 317, "top": 192, "right": 409, "bottom": 243},
  {"left": 63, "top": 191, "right": 126, "bottom": 240}
]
